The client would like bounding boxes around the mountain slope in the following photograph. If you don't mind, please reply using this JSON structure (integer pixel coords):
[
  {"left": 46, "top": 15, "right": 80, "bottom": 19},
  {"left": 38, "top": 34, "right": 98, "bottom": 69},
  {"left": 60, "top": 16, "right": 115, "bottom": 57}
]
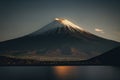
[{"left": 0, "top": 18, "right": 119, "bottom": 60}]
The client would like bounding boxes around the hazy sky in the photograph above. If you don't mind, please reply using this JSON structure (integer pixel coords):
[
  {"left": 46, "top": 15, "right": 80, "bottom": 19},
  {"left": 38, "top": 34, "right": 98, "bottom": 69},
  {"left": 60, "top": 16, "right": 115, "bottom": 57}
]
[{"left": 0, "top": 0, "right": 120, "bottom": 42}]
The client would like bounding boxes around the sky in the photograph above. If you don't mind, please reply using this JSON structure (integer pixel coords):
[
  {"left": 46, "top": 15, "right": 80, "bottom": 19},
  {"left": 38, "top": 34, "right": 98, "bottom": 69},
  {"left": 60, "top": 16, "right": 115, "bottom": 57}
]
[{"left": 0, "top": 0, "right": 120, "bottom": 42}]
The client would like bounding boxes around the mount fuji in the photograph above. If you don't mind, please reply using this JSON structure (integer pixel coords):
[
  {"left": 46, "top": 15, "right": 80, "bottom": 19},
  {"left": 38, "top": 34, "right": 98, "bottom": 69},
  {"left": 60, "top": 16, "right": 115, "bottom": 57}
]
[{"left": 0, "top": 18, "right": 119, "bottom": 61}]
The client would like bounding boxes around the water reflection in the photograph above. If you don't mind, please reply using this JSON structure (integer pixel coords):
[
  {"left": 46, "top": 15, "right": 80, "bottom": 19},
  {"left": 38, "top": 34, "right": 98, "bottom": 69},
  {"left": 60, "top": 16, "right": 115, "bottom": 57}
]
[
  {"left": 0, "top": 66, "right": 120, "bottom": 80},
  {"left": 53, "top": 66, "right": 120, "bottom": 80},
  {"left": 54, "top": 66, "right": 77, "bottom": 80}
]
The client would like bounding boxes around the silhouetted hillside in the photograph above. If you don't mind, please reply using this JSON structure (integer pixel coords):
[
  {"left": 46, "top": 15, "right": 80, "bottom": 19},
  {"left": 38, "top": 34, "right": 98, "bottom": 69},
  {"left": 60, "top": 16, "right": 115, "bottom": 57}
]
[{"left": 86, "top": 46, "right": 120, "bottom": 65}]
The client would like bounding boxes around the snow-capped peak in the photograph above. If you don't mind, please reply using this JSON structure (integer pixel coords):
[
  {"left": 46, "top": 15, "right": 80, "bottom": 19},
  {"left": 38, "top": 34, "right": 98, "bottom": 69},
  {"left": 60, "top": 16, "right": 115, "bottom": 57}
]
[
  {"left": 30, "top": 18, "right": 84, "bottom": 36},
  {"left": 55, "top": 18, "right": 84, "bottom": 31}
]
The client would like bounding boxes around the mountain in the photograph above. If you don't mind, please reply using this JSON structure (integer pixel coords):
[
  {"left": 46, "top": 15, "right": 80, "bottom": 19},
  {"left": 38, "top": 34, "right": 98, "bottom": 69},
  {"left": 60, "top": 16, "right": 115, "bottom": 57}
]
[
  {"left": 85, "top": 46, "right": 120, "bottom": 65},
  {"left": 0, "top": 18, "right": 119, "bottom": 60}
]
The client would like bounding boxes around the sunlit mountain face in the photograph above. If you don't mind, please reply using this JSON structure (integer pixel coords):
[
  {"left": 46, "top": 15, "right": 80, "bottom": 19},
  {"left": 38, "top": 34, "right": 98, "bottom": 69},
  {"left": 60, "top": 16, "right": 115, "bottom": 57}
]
[
  {"left": 54, "top": 18, "right": 84, "bottom": 31},
  {"left": 0, "top": 18, "right": 119, "bottom": 61}
]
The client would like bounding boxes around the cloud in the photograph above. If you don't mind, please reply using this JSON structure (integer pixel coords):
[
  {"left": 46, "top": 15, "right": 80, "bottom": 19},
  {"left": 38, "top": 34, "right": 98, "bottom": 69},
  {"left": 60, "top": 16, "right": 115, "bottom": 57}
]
[{"left": 95, "top": 28, "right": 104, "bottom": 33}]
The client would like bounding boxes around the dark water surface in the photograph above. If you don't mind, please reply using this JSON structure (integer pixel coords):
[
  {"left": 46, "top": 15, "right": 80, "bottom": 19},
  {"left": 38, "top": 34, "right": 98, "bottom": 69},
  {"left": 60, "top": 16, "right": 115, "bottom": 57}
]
[{"left": 0, "top": 66, "right": 120, "bottom": 80}]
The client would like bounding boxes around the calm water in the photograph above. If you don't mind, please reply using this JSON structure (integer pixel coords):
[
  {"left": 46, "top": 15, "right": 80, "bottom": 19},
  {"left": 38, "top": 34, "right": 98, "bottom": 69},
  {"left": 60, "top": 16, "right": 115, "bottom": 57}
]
[{"left": 0, "top": 66, "right": 120, "bottom": 80}]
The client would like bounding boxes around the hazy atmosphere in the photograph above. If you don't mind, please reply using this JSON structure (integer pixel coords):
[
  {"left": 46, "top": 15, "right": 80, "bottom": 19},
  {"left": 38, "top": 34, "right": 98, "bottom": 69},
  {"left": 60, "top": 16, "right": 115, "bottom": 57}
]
[{"left": 0, "top": 0, "right": 120, "bottom": 42}]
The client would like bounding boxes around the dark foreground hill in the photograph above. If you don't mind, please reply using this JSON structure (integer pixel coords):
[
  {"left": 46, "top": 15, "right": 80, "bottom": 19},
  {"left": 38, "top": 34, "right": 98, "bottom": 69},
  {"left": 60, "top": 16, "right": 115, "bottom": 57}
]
[{"left": 85, "top": 46, "right": 120, "bottom": 65}]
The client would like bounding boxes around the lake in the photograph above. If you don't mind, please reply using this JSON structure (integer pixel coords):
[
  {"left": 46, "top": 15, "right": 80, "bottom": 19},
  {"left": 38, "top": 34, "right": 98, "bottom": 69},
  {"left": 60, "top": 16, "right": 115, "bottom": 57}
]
[{"left": 0, "top": 66, "right": 120, "bottom": 80}]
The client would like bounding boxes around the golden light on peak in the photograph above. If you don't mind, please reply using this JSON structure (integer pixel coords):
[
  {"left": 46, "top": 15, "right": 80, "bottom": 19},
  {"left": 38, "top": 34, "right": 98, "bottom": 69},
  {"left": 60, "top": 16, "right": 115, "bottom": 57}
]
[
  {"left": 55, "top": 18, "right": 84, "bottom": 31},
  {"left": 55, "top": 18, "right": 59, "bottom": 20},
  {"left": 55, "top": 18, "right": 66, "bottom": 22}
]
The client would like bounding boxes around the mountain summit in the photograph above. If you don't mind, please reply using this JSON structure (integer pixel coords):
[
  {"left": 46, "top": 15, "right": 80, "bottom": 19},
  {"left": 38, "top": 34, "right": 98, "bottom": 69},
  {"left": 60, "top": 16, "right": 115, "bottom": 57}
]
[
  {"left": 30, "top": 18, "right": 84, "bottom": 36},
  {"left": 54, "top": 18, "right": 84, "bottom": 30},
  {"left": 0, "top": 18, "right": 119, "bottom": 60}
]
